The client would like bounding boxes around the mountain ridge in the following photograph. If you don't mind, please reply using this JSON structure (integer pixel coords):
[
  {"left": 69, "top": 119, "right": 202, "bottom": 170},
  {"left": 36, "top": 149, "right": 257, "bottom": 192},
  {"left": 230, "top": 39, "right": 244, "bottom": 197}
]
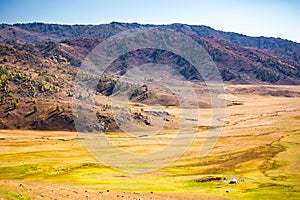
[
  {"left": 1, "top": 22, "right": 299, "bottom": 50},
  {"left": 0, "top": 22, "right": 300, "bottom": 131},
  {"left": 0, "top": 21, "right": 299, "bottom": 85}
]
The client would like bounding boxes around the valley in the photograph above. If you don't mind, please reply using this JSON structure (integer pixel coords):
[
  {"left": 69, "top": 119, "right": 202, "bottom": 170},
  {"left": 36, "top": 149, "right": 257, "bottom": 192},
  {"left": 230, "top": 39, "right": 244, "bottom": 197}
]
[
  {"left": 0, "top": 22, "right": 300, "bottom": 199},
  {"left": 0, "top": 85, "right": 299, "bottom": 199}
]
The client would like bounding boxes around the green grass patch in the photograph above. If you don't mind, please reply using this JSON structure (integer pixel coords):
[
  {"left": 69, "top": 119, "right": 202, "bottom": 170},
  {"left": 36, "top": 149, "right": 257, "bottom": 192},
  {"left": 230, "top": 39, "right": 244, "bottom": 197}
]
[
  {"left": 0, "top": 163, "right": 108, "bottom": 180},
  {"left": 163, "top": 144, "right": 285, "bottom": 176},
  {"left": 0, "top": 188, "right": 30, "bottom": 200},
  {"left": 242, "top": 183, "right": 300, "bottom": 200},
  {"left": 0, "top": 164, "right": 41, "bottom": 179}
]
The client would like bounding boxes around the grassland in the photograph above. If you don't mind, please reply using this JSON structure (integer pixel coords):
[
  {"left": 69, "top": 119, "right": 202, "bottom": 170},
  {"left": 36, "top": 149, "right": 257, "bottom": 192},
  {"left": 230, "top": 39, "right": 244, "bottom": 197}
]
[{"left": 0, "top": 85, "right": 299, "bottom": 199}]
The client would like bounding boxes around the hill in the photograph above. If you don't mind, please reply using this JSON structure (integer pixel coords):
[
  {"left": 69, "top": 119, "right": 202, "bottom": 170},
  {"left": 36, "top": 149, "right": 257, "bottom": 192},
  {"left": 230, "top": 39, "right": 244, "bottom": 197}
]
[
  {"left": 0, "top": 22, "right": 299, "bottom": 84},
  {"left": 0, "top": 22, "right": 300, "bottom": 130},
  {"left": 1, "top": 22, "right": 300, "bottom": 49}
]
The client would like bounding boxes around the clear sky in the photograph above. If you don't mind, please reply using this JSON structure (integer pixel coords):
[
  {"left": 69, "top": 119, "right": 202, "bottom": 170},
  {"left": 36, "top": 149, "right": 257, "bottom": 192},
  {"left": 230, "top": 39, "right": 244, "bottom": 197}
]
[{"left": 0, "top": 0, "right": 299, "bottom": 42}]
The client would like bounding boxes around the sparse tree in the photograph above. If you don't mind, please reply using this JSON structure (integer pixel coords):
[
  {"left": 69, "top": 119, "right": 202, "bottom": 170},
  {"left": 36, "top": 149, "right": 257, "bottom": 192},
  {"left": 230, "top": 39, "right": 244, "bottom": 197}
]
[
  {"left": 11, "top": 101, "right": 18, "bottom": 109},
  {"left": 56, "top": 104, "right": 61, "bottom": 112}
]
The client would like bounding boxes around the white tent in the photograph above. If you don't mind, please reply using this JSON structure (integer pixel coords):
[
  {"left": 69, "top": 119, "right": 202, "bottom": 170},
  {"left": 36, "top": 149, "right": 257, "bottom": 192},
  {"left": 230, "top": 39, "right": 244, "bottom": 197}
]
[{"left": 229, "top": 178, "right": 238, "bottom": 184}]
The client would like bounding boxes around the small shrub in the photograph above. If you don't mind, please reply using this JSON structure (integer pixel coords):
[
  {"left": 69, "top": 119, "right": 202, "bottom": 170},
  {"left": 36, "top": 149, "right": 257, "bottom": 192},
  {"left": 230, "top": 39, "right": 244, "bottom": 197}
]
[
  {"left": 0, "top": 96, "right": 6, "bottom": 103},
  {"left": 56, "top": 104, "right": 61, "bottom": 112},
  {"left": 11, "top": 101, "right": 18, "bottom": 109},
  {"left": 7, "top": 93, "right": 14, "bottom": 99},
  {"left": 34, "top": 105, "right": 38, "bottom": 112},
  {"left": 0, "top": 66, "right": 8, "bottom": 76}
]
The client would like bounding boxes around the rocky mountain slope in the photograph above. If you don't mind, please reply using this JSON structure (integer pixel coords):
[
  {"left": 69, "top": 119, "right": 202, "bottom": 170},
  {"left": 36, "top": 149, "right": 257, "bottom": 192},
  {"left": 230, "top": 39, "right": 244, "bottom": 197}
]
[
  {"left": 0, "top": 22, "right": 299, "bottom": 84},
  {"left": 0, "top": 22, "right": 300, "bottom": 131}
]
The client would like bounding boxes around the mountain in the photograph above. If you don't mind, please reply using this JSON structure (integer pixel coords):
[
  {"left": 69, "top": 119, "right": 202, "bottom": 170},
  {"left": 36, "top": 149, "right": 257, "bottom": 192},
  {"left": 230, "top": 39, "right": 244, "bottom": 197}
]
[
  {"left": 0, "top": 22, "right": 300, "bottom": 130},
  {"left": 1, "top": 22, "right": 299, "bottom": 84},
  {"left": 0, "top": 22, "right": 299, "bottom": 48},
  {"left": 1, "top": 22, "right": 299, "bottom": 49}
]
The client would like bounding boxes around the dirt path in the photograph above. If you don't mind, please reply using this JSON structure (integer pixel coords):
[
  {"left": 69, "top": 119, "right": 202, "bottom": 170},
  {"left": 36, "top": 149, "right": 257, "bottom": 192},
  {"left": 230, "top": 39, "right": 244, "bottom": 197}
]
[{"left": 0, "top": 180, "right": 230, "bottom": 200}]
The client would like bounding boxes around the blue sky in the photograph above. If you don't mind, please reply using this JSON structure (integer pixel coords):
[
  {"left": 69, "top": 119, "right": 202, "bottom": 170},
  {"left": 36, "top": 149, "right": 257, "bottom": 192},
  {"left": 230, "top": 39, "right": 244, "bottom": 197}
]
[{"left": 0, "top": 0, "right": 299, "bottom": 42}]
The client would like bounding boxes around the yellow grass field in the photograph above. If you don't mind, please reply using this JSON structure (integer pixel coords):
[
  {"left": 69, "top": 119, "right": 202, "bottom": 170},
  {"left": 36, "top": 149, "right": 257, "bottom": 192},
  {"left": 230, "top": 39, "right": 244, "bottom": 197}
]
[{"left": 0, "top": 85, "right": 299, "bottom": 199}]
